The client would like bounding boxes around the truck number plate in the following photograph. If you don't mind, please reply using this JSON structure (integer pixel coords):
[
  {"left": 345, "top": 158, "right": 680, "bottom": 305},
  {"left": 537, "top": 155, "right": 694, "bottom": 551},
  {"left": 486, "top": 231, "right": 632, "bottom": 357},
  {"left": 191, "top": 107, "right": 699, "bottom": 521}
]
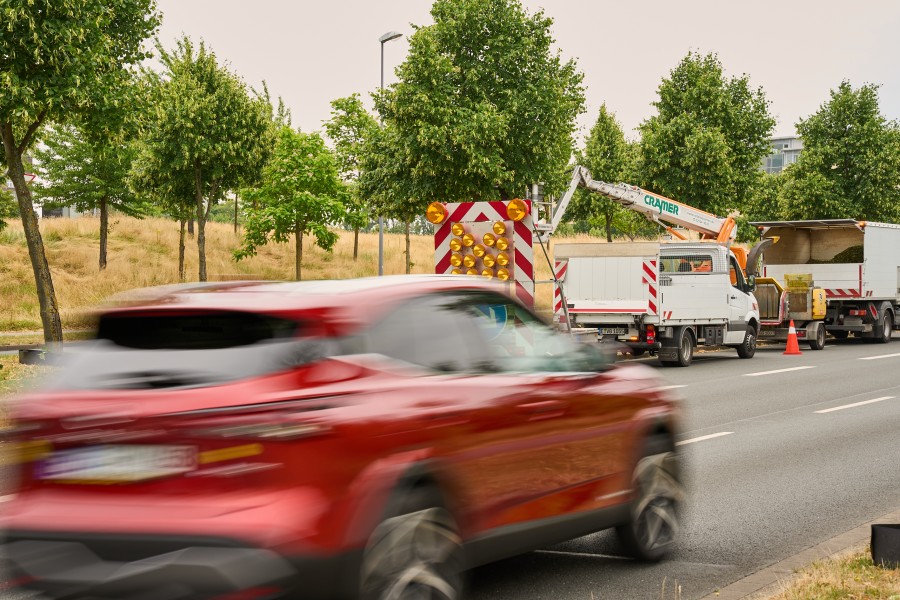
[
  {"left": 600, "top": 327, "right": 628, "bottom": 336},
  {"left": 37, "top": 445, "right": 196, "bottom": 482}
]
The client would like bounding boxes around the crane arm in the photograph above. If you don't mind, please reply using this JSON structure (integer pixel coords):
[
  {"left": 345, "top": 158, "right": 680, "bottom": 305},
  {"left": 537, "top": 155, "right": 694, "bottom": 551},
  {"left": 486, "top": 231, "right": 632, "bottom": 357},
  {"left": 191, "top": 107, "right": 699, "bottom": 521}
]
[{"left": 543, "top": 165, "right": 736, "bottom": 244}]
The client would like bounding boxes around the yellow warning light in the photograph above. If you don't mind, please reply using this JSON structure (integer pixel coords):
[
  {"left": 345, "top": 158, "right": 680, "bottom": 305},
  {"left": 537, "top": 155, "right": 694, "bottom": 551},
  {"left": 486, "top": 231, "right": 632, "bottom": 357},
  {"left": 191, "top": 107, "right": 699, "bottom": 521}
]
[
  {"left": 496, "top": 237, "right": 509, "bottom": 251},
  {"left": 506, "top": 199, "right": 528, "bottom": 222},
  {"left": 483, "top": 232, "right": 496, "bottom": 247},
  {"left": 497, "top": 252, "right": 510, "bottom": 266},
  {"left": 463, "top": 255, "right": 476, "bottom": 268},
  {"left": 473, "top": 244, "right": 486, "bottom": 258},
  {"left": 426, "top": 202, "right": 448, "bottom": 224},
  {"left": 466, "top": 268, "right": 479, "bottom": 276},
  {"left": 492, "top": 221, "right": 506, "bottom": 236},
  {"left": 451, "top": 268, "right": 462, "bottom": 275},
  {"left": 462, "top": 233, "right": 476, "bottom": 247},
  {"left": 450, "top": 253, "right": 463, "bottom": 267},
  {"left": 497, "top": 267, "right": 511, "bottom": 281},
  {"left": 481, "top": 268, "right": 494, "bottom": 278},
  {"left": 483, "top": 253, "right": 496, "bottom": 268},
  {"left": 451, "top": 223, "right": 465, "bottom": 237},
  {"left": 449, "top": 238, "right": 462, "bottom": 252}
]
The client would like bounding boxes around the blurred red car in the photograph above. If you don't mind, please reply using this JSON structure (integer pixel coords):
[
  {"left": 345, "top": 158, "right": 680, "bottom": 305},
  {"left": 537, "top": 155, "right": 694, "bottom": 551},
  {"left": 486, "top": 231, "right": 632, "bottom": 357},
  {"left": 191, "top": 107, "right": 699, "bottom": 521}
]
[{"left": 1, "top": 275, "right": 681, "bottom": 600}]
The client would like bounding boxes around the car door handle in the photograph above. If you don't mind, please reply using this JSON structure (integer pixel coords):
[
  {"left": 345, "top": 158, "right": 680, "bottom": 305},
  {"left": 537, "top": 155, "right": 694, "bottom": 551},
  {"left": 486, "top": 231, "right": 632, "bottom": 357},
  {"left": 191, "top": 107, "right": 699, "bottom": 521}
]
[
  {"left": 730, "top": 295, "right": 737, "bottom": 300},
  {"left": 517, "top": 400, "right": 567, "bottom": 419}
]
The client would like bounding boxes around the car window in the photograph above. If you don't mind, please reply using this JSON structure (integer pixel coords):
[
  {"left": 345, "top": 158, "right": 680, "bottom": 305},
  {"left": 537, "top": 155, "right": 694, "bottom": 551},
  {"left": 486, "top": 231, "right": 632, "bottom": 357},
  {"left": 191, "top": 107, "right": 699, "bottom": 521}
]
[
  {"left": 360, "top": 294, "right": 494, "bottom": 373},
  {"left": 46, "top": 311, "right": 329, "bottom": 391},
  {"left": 465, "top": 293, "right": 598, "bottom": 373}
]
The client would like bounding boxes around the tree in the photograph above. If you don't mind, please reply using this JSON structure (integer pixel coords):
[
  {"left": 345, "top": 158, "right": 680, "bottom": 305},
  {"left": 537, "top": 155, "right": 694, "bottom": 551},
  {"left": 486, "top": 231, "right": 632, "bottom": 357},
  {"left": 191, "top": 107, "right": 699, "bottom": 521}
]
[
  {"left": 323, "top": 94, "right": 379, "bottom": 260},
  {"left": 236, "top": 127, "right": 344, "bottom": 280},
  {"left": 372, "top": 0, "right": 584, "bottom": 205},
  {"left": 34, "top": 124, "right": 149, "bottom": 269},
  {"left": 568, "top": 104, "right": 629, "bottom": 242},
  {"left": 0, "top": 186, "right": 15, "bottom": 232},
  {"left": 137, "top": 36, "right": 273, "bottom": 282},
  {"left": 0, "top": 0, "right": 159, "bottom": 342},
  {"left": 639, "top": 52, "right": 775, "bottom": 218},
  {"left": 779, "top": 81, "right": 900, "bottom": 222}
]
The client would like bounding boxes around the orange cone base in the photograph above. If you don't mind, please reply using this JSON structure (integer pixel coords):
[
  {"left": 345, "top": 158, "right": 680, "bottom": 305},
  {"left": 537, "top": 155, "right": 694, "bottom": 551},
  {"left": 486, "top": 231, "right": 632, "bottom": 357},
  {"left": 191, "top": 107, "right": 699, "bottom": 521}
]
[{"left": 784, "top": 320, "right": 802, "bottom": 355}]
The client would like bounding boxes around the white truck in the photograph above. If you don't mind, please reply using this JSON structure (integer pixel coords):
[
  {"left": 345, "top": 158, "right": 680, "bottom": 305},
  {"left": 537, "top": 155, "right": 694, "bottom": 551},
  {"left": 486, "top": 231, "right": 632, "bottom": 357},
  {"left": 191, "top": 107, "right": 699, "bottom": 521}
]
[
  {"left": 555, "top": 241, "right": 759, "bottom": 366},
  {"left": 751, "top": 219, "right": 900, "bottom": 344},
  {"left": 547, "top": 167, "right": 760, "bottom": 367}
]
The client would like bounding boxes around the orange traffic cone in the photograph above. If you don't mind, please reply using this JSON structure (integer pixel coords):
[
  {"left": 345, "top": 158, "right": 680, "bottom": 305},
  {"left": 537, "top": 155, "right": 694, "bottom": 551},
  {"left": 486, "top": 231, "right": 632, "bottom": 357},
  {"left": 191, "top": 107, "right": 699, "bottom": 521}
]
[{"left": 784, "top": 320, "right": 802, "bottom": 355}]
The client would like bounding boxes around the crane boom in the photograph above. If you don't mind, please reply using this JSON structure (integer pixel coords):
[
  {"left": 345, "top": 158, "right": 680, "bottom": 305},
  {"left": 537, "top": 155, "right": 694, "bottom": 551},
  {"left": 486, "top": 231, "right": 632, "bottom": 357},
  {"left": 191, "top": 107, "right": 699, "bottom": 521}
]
[{"left": 542, "top": 165, "right": 736, "bottom": 244}]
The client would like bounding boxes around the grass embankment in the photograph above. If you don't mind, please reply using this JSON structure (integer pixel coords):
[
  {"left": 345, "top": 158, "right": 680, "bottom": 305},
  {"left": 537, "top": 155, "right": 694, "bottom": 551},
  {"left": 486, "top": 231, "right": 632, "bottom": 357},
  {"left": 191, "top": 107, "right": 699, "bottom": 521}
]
[
  {"left": 0, "top": 216, "right": 596, "bottom": 332},
  {"left": 769, "top": 549, "right": 900, "bottom": 599}
]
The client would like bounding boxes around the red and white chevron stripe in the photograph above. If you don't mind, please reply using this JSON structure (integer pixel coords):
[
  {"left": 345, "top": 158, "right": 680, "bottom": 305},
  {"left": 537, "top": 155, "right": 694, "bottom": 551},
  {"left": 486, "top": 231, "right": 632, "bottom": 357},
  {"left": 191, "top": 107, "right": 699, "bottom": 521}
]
[
  {"left": 553, "top": 259, "right": 568, "bottom": 320},
  {"left": 642, "top": 259, "right": 658, "bottom": 315},
  {"left": 825, "top": 289, "right": 861, "bottom": 298},
  {"left": 433, "top": 201, "right": 535, "bottom": 307}
]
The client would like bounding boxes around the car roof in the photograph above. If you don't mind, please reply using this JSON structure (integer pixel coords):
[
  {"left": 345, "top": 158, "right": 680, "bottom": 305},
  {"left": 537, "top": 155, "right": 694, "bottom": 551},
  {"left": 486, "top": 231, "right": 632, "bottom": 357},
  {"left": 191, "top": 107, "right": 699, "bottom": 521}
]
[{"left": 101, "top": 275, "right": 515, "bottom": 331}]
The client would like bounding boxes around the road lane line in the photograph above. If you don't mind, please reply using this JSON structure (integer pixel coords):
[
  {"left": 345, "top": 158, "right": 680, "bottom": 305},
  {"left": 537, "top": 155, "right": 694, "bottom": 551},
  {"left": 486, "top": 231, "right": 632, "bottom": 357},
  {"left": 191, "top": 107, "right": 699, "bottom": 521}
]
[
  {"left": 656, "top": 385, "right": 687, "bottom": 391},
  {"left": 743, "top": 366, "right": 815, "bottom": 377},
  {"left": 676, "top": 431, "right": 734, "bottom": 446},
  {"left": 815, "top": 396, "right": 895, "bottom": 414},
  {"left": 859, "top": 352, "right": 900, "bottom": 361}
]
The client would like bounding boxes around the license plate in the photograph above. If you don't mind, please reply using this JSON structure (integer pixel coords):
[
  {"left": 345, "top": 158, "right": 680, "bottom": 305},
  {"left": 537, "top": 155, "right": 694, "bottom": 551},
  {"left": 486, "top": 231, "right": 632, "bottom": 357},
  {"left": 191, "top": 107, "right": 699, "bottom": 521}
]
[
  {"left": 758, "top": 329, "right": 776, "bottom": 337},
  {"left": 600, "top": 327, "right": 628, "bottom": 336},
  {"left": 37, "top": 445, "right": 196, "bottom": 483}
]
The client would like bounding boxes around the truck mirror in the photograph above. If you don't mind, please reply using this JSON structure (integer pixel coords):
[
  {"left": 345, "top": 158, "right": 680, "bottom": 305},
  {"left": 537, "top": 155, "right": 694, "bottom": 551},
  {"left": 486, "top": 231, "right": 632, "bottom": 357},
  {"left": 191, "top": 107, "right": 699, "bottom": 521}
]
[{"left": 747, "top": 275, "right": 756, "bottom": 291}]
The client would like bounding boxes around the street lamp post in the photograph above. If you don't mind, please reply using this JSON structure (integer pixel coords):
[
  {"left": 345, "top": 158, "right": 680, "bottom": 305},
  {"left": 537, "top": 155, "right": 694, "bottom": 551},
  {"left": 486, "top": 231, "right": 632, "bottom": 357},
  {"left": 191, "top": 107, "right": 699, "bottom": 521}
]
[{"left": 377, "top": 31, "right": 402, "bottom": 276}]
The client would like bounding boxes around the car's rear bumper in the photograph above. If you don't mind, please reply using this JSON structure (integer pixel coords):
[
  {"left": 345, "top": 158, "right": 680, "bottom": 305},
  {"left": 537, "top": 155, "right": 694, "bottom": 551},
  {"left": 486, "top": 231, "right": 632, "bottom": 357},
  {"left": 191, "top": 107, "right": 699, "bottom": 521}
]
[{"left": 2, "top": 531, "right": 356, "bottom": 600}]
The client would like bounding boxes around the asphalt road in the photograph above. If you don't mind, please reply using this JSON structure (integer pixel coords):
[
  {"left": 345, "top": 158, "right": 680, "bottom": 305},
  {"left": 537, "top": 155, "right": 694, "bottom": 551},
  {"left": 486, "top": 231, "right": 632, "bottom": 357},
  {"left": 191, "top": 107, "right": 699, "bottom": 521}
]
[{"left": 468, "top": 333, "right": 900, "bottom": 599}]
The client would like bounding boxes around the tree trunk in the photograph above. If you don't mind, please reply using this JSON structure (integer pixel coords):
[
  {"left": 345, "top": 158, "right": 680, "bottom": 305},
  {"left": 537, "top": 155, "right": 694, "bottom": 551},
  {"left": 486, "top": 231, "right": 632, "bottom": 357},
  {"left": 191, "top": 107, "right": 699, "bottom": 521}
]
[
  {"left": 178, "top": 218, "right": 186, "bottom": 281},
  {"left": 1, "top": 123, "right": 63, "bottom": 344},
  {"left": 605, "top": 211, "right": 613, "bottom": 243},
  {"left": 233, "top": 194, "right": 239, "bottom": 234},
  {"left": 294, "top": 223, "right": 303, "bottom": 281},
  {"left": 353, "top": 226, "right": 359, "bottom": 261},
  {"left": 405, "top": 220, "right": 411, "bottom": 274},
  {"left": 194, "top": 162, "right": 207, "bottom": 282},
  {"left": 187, "top": 218, "right": 194, "bottom": 237},
  {"left": 99, "top": 196, "right": 108, "bottom": 270}
]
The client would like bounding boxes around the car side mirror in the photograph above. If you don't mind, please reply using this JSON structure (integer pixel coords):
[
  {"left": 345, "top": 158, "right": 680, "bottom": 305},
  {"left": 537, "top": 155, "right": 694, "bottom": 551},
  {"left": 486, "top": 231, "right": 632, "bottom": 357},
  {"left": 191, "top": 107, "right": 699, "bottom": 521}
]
[{"left": 747, "top": 275, "right": 756, "bottom": 292}]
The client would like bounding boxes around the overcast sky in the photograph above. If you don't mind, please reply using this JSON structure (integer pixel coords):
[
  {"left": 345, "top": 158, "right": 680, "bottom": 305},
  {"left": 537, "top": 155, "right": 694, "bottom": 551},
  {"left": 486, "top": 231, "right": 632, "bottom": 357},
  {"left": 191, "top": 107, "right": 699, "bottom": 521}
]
[{"left": 155, "top": 1, "right": 900, "bottom": 142}]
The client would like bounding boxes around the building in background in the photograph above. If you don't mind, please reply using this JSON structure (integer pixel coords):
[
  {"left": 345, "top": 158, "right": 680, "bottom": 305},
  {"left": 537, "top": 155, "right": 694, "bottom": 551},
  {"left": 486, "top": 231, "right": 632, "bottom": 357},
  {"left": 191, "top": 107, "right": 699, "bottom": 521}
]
[{"left": 762, "top": 136, "right": 803, "bottom": 174}]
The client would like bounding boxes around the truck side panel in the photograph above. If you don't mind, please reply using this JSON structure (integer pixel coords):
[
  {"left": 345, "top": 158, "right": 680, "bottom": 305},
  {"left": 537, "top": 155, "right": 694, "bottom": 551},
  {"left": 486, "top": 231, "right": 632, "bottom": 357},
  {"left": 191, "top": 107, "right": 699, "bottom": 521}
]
[
  {"left": 764, "top": 264, "right": 862, "bottom": 298},
  {"left": 564, "top": 256, "right": 650, "bottom": 313},
  {"left": 660, "top": 273, "right": 731, "bottom": 321},
  {"left": 863, "top": 224, "right": 900, "bottom": 300}
]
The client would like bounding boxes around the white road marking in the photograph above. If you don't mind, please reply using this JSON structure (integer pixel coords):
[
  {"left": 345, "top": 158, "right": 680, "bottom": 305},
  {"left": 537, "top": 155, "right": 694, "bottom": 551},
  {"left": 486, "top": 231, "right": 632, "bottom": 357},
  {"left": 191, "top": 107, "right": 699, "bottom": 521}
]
[
  {"left": 815, "top": 396, "right": 895, "bottom": 414},
  {"left": 859, "top": 352, "right": 900, "bottom": 361},
  {"left": 676, "top": 431, "right": 734, "bottom": 446},
  {"left": 743, "top": 366, "right": 816, "bottom": 377},
  {"left": 656, "top": 385, "right": 687, "bottom": 391}
]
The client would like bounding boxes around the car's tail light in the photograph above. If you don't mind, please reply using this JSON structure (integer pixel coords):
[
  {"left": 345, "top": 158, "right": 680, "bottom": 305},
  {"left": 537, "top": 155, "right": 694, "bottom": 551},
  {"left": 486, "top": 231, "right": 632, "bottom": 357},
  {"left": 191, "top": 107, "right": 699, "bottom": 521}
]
[
  {"left": 849, "top": 309, "right": 866, "bottom": 316},
  {"left": 646, "top": 325, "right": 656, "bottom": 344}
]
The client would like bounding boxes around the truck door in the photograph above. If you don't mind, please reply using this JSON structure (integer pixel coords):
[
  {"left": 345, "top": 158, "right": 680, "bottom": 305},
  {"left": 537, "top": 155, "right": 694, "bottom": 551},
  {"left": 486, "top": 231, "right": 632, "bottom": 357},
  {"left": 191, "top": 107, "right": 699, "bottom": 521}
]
[{"left": 725, "top": 255, "right": 752, "bottom": 344}]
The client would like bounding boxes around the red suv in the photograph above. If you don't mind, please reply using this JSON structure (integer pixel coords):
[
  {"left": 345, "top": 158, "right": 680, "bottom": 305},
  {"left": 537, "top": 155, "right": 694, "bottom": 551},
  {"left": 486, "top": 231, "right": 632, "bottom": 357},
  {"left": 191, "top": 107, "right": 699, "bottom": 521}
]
[{"left": 1, "top": 276, "right": 681, "bottom": 599}]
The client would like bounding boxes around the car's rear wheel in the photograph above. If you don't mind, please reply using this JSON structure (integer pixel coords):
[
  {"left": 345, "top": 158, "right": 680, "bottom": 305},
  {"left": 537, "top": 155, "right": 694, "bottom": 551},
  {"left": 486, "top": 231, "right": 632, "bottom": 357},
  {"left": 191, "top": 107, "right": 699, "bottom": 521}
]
[
  {"left": 808, "top": 323, "right": 826, "bottom": 350},
  {"left": 875, "top": 312, "right": 893, "bottom": 344},
  {"left": 360, "top": 487, "right": 463, "bottom": 600},
  {"left": 616, "top": 438, "right": 682, "bottom": 562},
  {"left": 736, "top": 326, "right": 757, "bottom": 359}
]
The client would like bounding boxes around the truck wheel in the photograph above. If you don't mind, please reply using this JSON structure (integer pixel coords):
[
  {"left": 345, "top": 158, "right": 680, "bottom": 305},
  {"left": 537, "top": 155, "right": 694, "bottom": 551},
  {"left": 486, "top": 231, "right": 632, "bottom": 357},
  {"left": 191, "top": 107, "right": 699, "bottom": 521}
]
[
  {"left": 615, "top": 437, "right": 681, "bottom": 562},
  {"left": 674, "top": 328, "right": 693, "bottom": 367},
  {"left": 876, "top": 312, "right": 893, "bottom": 344},
  {"left": 736, "top": 327, "right": 757, "bottom": 359},
  {"left": 360, "top": 487, "right": 463, "bottom": 600},
  {"left": 808, "top": 323, "right": 826, "bottom": 350}
]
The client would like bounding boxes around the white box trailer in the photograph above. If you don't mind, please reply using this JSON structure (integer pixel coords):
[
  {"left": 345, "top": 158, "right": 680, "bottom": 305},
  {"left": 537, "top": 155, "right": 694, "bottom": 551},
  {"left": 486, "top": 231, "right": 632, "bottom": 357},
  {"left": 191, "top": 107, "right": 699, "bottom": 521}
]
[
  {"left": 555, "top": 241, "right": 760, "bottom": 367},
  {"left": 752, "top": 220, "right": 900, "bottom": 343}
]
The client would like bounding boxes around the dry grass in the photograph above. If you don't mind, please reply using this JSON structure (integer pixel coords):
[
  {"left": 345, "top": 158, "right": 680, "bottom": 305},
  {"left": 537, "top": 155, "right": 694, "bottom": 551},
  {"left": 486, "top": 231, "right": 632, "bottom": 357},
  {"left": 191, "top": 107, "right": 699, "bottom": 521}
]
[
  {"left": 0, "top": 216, "right": 599, "bottom": 331},
  {"left": 767, "top": 548, "right": 900, "bottom": 600}
]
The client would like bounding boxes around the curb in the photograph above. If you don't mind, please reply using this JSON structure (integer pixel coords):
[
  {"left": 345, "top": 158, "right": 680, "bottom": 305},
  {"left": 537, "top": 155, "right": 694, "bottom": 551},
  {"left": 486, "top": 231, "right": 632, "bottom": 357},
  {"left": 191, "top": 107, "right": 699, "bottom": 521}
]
[{"left": 700, "top": 506, "right": 900, "bottom": 599}]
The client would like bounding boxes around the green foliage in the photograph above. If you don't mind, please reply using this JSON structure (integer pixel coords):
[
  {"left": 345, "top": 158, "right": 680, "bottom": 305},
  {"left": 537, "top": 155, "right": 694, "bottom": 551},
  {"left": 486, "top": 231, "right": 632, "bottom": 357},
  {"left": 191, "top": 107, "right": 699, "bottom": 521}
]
[
  {"left": 779, "top": 81, "right": 900, "bottom": 222},
  {"left": 33, "top": 124, "right": 149, "bottom": 217},
  {"left": 734, "top": 172, "right": 782, "bottom": 242},
  {"left": 639, "top": 52, "right": 775, "bottom": 217},
  {"left": 323, "top": 94, "right": 380, "bottom": 233},
  {"left": 0, "top": 186, "right": 15, "bottom": 231},
  {"left": 236, "top": 127, "right": 344, "bottom": 279},
  {"left": 568, "top": 104, "right": 630, "bottom": 241},
  {"left": 364, "top": 0, "right": 585, "bottom": 214}
]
